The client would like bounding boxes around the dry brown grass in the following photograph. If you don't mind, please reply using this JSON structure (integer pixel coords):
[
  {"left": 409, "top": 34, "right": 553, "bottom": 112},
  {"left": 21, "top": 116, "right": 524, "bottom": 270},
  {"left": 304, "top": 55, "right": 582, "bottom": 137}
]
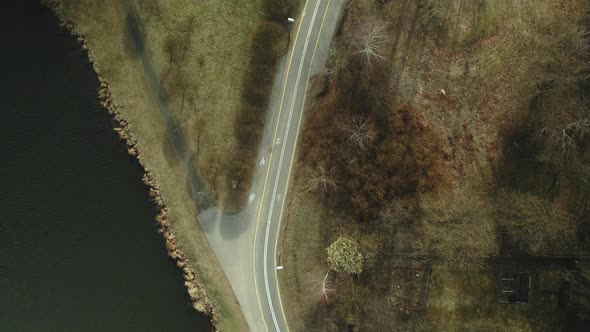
[
  {"left": 427, "top": 267, "right": 564, "bottom": 331},
  {"left": 279, "top": 175, "right": 326, "bottom": 331},
  {"left": 52, "top": 0, "right": 263, "bottom": 330},
  {"left": 417, "top": 189, "right": 499, "bottom": 267},
  {"left": 384, "top": 0, "right": 586, "bottom": 185}
]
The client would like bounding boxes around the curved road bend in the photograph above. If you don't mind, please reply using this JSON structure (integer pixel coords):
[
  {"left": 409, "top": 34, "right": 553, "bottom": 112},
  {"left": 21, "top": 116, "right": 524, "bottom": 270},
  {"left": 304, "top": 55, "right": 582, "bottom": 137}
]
[
  {"left": 198, "top": 0, "right": 342, "bottom": 331},
  {"left": 253, "top": 0, "right": 339, "bottom": 331}
]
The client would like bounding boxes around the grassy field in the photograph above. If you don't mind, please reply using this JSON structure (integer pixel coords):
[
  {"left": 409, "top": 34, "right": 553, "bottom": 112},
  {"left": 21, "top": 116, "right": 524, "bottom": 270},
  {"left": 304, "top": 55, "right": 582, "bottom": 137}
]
[
  {"left": 280, "top": 0, "right": 590, "bottom": 330},
  {"left": 426, "top": 267, "right": 563, "bottom": 331},
  {"left": 383, "top": 0, "right": 585, "bottom": 184},
  {"left": 279, "top": 175, "right": 326, "bottom": 331},
  {"left": 49, "top": 0, "right": 264, "bottom": 330}
]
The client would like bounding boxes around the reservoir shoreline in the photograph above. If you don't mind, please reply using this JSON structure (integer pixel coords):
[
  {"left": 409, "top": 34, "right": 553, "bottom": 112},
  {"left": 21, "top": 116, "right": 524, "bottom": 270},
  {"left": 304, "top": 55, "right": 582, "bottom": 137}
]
[
  {"left": 44, "top": 0, "right": 217, "bottom": 328},
  {"left": 1, "top": 1, "right": 212, "bottom": 330}
]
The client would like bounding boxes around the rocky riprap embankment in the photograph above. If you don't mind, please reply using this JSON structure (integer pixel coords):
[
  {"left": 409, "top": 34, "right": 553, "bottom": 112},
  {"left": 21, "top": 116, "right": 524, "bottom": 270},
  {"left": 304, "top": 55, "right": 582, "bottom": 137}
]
[{"left": 46, "top": 1, "right": 217, "bottom": 328}]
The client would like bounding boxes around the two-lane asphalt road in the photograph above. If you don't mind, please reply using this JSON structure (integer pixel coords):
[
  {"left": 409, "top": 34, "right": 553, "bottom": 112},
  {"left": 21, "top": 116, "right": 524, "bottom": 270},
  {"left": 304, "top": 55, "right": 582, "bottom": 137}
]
[
  {"left": 198, "top": 0, "right": 342, "bottom": 330},
  {"left": 253, "top": 0, "right": 336, "bottom": 331}
]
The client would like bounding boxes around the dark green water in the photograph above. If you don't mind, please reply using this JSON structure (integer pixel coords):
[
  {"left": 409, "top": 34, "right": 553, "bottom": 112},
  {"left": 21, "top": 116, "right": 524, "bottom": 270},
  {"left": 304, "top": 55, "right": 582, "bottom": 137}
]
[{"left": 0, "top": 2, "right": 211, "bottom": 331}]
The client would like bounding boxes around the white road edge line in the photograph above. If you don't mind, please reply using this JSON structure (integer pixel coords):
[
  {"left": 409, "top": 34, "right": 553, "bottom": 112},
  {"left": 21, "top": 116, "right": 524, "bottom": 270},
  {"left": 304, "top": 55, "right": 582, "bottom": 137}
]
[{"left": 263, "top": 1, "right": 323, "bottom": 331}]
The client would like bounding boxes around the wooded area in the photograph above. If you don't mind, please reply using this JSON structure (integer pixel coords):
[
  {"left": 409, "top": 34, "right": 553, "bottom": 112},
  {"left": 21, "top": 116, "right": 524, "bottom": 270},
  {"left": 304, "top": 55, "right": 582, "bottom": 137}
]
[{"left": 282, "top": 0, "right": 590, "bottom": 330}]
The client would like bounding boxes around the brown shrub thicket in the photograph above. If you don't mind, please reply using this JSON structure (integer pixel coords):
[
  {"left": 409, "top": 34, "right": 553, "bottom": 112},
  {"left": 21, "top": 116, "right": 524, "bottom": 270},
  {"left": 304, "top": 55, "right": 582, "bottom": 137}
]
[
  {"left": 497, "top": 191, "right": 576, "bottom": 255},
  {"left": 528, "top": 24, "right": 590, "bottom": 167},
  {"left": 531, "top": 90, "right": 590, "bottom": 166},
  {"left": 299, "top": 92, "right": 450, "bottom": 220},
  {"left": 297, "top": 0, "right": 451, "bottom": 221},
  {"left": 417, "top": 191, "right": 499, "bottom": 268},
  {"left": 503, "top": 12, "right": 590, "bottom": 248},
  {"left": 293, "top": 0, "right": 590, "bottom": 329},
  {"left": 546, "top": 26, "right": 590, "bottom": 87},
  {"left": 306, "top": 162, "right": 338, "bottom": 195}
]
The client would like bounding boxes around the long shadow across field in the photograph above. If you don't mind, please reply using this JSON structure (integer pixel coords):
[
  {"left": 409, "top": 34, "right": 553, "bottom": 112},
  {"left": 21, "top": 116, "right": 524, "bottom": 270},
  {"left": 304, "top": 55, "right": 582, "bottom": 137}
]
[
  {"left": 120, "top": 0, "right": 251, "bottom": 239},
  {"left": 121, "top": 1, "right": 204, "bottom": 207},
  {"left": 387, "top": 0, "right": 424, "bottom": 106}
]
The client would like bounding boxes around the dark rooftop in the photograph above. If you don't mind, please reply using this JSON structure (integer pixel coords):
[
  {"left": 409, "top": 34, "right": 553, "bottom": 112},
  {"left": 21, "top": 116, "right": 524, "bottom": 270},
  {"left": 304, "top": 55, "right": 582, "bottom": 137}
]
[{"left": 498, "top": 272, "right": 530, "bottom": 304}]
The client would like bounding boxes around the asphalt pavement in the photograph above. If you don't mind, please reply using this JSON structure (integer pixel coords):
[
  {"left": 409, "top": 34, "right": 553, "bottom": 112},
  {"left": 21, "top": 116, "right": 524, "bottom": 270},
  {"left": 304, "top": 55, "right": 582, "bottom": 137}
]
[{"left": 198, "top": 1, "right": 344, "bottom": 331}]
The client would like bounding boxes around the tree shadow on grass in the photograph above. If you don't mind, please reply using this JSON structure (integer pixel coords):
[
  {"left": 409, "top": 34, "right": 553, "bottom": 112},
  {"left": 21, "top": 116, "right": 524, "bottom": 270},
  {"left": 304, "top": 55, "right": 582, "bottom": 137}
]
[
  {"left": 124, "top": 10, "right": 145, "bottom": 57},
  {"left": 121, "top": 0, "right": 255, "bottom": 238}
]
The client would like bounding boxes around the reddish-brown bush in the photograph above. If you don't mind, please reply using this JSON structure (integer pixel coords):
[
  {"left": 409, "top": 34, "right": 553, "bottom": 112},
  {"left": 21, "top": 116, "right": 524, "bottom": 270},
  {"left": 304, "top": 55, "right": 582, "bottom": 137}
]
[{"left": 299, "top": 92, "right": 450, "bottom": 221}]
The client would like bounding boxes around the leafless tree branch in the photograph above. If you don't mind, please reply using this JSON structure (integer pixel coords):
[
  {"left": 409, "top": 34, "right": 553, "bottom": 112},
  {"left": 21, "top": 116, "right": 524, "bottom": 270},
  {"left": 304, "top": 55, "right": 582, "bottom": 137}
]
[
  {"left": 346, "top": 118, "right": 377, "bottom": 151},
  {"left": 310, "top": 272, "right": 334, "bottom": 302},
  {"left": 353, "top": 22, "right": 386, "bottom": 69},
  {"left": 537, "top": 116, "right": 590, "bottom": 163},
  {"left": 307, "top": 162, "right": 338, "bottom": 194}
]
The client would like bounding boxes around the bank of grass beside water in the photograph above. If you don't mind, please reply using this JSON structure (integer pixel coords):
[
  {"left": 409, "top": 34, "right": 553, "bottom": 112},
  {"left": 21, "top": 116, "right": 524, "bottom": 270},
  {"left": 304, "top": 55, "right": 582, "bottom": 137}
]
[{"left": 44, "top": 0, "right": 266, "bottom": 330}]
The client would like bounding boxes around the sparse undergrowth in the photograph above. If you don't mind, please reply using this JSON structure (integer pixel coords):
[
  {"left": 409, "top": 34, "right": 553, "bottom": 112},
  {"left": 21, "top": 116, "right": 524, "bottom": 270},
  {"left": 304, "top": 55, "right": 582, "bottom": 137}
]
[{"left": 281, "top": 0, "right": 590, "bottom": 330}]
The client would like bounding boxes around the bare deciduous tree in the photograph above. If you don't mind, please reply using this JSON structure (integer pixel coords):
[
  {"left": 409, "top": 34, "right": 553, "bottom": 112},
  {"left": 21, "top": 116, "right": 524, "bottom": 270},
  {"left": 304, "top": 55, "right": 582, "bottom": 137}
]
[
  {"left": 346, "top": 118, "right": 377, "bottom": 150},
  {"left": 535, "top": 98, "right": 590, "bottom": 164},
  {"left": 538, "top": 118, "right": 590, "bottom": 163},
  {"left": 311, "top": 271, "right": 334, "bottom": 302},
  {"left": 307, "top": 162, "right": 338, "bottom": 194},
  {"left": 353, "top": 21, "right": 386, "bottom": 69},
  {"left": 497, "top": 191, "right": 576, "bottom": 255}
]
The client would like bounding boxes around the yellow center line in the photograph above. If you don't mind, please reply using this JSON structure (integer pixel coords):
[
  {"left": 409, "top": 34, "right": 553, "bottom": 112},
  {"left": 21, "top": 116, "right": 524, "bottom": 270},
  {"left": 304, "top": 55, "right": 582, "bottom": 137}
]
[
  {"left": 273, "top": 1, "right": 333, "bottom": 331},
  {"left": 252, "top": 1, "right": 310, "bottom": 331}
]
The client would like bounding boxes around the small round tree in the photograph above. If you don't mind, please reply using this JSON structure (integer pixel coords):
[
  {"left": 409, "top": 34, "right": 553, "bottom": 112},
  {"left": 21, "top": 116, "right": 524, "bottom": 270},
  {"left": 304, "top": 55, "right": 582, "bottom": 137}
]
[{"left": 327, "top": 236, "right": 363, "bottom": 274}]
